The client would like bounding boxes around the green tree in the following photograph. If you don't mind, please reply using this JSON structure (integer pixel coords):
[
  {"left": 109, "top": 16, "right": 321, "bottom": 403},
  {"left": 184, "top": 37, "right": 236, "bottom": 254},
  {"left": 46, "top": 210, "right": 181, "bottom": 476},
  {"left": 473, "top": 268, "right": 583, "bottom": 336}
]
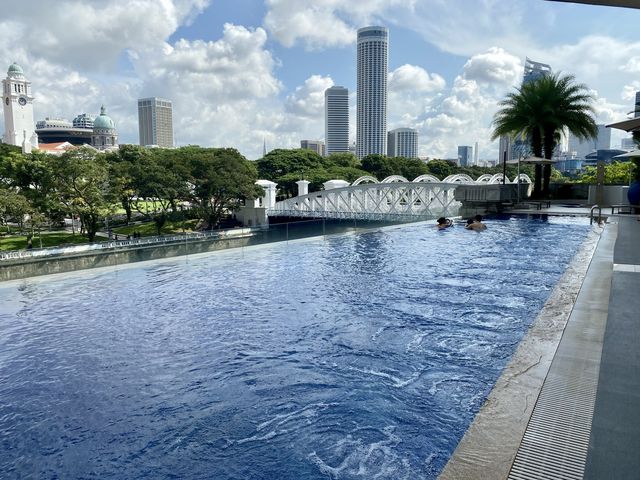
[
  {"left": 326, "top": 152, "right": 360, "bottom": 169},
  {"left": 0, "top": 188, "right": 31, "bottom": 233},
  {"left": 361, "top": 154, "right": 395, "bottom": 179},
  {"left": 54, "top": 147, "right": 116, "bottom": 242},
  {"left": 425, "top": 159, "right": 457, "bottom": 179},
  {"left": 492, "top": 73, "right": 597, "bottom": 197},
  {"left": 577, "top": 161, "right": 637, "bottom": 185},
  {"left": 188, "top": 148, "right": 262, "bottom": 228}
]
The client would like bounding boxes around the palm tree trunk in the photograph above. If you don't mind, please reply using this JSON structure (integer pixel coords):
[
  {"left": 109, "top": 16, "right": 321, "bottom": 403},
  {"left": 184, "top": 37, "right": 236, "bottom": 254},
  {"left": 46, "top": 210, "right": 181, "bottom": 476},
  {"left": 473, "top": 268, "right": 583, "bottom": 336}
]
[{"left": 542, "top": 164, "right": 551, "bottom": 198}]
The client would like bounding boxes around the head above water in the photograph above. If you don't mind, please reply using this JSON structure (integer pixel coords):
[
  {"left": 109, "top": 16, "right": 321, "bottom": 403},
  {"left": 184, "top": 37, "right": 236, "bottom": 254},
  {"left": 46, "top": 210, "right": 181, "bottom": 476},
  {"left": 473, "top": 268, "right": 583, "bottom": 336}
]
[
  {"left": 474, "top": 215, "right": 483, "bottom": 222},
  {"left": 437, "top": 217, "right": 447, "bottom": 225},
  {"left": 466, "top": 218, "right": 474, "bottom": 225}
]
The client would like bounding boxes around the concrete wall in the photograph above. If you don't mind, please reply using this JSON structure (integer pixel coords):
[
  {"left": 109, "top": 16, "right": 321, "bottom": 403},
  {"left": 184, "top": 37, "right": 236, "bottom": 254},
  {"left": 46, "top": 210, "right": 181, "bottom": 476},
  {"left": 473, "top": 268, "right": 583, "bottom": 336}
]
[
  {"left": 0, "top": 235, "right": 258, "bottom": 282},
  {"left": 588, "top": 185, "right": 630, "bottom": 205}
]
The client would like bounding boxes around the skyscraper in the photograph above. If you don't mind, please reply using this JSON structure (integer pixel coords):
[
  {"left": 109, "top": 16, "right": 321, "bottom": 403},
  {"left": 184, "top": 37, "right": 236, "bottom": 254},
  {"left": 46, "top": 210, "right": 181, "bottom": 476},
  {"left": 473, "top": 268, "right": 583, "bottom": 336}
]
[
  {"left": 324, "top": 86, "right": 349, "bottom": 155},
  {"left": 635, "top": 91, "right": 640, "bottom": 118},
  {"left": 356, "top": 26, "right": 388, "bottom": 160},
  {"left": 138, "top": 97, "right": 174, "bottom": 148},
  {"left": 523, "top": 57, "right": 552, "bottom": 85},
  {"left": 568, "top": 124, "right": 611, "bottom": 158},
  {"left": 387, "top": 128, "right": 418, "bottom": 158},
  {"left": 458, "top": 146, "right": 473, "bottom": 167},
  {"left": 499, "top": 57, "right": 553, "bottom": 163}
]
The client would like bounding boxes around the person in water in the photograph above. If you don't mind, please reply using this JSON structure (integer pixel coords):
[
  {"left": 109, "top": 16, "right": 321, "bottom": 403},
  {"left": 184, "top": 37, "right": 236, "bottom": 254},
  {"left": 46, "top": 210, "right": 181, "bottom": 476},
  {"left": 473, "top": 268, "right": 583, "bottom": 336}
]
[
  {"left": 465, "top": 214, "right": 487, "bottom": 231},
  {"left": 436, "top": 217, "right": 453, "bottom": 229}
]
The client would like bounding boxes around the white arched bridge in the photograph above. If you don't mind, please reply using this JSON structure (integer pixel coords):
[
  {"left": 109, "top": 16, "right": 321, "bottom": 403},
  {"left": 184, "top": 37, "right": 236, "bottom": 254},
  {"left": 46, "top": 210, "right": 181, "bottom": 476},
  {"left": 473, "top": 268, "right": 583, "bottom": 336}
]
[{"left": 256, "top": 173, "right": 532, "bottom": 222}]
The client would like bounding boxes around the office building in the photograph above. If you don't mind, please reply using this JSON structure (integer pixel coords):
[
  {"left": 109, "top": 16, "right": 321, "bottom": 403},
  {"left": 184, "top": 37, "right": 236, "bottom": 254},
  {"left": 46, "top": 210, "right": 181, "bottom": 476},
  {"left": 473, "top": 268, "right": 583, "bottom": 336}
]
[
  {"left": 387, "top": 128, "right": 418, "bottom": 158},
  {"left": 458, "top": 146, "right": 473, "bottom": 167},
  {"left": 621, "top": 137, "right": 636, "bottom": 150},
  {"left": 568, "top": 124, "right": 611, "bottom": 158},
  {"left": 300, "top": 140, "right": 325, "bottom": 156},
  {"left": 2, "top": 63, "right": 37, "bottom": 149},
  {"left": 138, "top": 97, "right": 174, "bottom": 148},
  {"left": 498, "top": 57, "right": 552, "bottom": 162},
  {"left": 523, "top": 57, "right": 552, "bottom": 85},
  {"left": 324, "top": 86, "right": 349, "bottom": 155},
  {"left": 356, "top": 26, "right": 388, "bottom": 159}
]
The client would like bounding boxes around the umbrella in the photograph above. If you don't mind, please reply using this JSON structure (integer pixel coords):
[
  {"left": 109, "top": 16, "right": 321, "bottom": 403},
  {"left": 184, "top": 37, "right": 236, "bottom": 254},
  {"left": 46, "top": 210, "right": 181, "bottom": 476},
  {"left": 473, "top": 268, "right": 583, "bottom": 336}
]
[
  {"left": 613, "top": 149, "right": 640, "bottom": 159},
  {"left": 521, "top": 156, "right": 556, "bottom": 165},
  {"left": 606, "top": 117, "right": 640, "bottom": 132}
]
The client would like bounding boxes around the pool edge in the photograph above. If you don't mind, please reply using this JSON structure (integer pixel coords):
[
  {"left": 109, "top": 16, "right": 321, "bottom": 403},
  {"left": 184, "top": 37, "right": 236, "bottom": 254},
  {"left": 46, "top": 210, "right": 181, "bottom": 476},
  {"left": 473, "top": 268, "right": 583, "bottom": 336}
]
[{"left": 438, "top": 223, "right": 606, "bottom": 480}]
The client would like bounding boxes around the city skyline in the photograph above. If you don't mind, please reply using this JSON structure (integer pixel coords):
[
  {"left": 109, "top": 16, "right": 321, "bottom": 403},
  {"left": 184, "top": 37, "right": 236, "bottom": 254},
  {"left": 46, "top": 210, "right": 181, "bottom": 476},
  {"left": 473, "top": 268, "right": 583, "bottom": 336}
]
[{"left": 0, "top": 1, "right": 638, "bottom": 159}]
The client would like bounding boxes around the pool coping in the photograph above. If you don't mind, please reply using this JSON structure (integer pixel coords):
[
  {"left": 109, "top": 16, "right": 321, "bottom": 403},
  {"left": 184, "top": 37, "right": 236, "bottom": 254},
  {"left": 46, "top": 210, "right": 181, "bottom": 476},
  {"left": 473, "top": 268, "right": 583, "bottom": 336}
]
[{"left": 438, "top": 222, "right": 607, "bottom": 479}]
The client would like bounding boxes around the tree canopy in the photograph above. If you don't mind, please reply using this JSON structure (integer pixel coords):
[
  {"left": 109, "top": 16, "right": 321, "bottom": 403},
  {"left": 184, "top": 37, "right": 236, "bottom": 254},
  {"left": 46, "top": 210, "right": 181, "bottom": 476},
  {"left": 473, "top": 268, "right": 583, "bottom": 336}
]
[{"left": 492, "top": 73, "right": 597, "bottom": 197}]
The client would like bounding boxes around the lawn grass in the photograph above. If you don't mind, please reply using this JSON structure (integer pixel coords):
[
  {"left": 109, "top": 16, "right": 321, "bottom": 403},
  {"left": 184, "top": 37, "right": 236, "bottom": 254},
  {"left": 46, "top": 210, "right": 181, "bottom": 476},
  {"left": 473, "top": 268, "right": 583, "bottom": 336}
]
[
  {"left": 0, "top": 232, "right": 91, "bottom": 251},
  {"left": 112, "top": 219, "right": 200, "bottom": 237}
]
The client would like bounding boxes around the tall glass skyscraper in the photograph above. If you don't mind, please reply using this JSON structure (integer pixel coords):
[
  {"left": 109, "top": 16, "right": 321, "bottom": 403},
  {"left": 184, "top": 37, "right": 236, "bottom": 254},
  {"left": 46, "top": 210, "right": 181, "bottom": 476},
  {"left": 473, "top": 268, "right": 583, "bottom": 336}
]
[
  {"left": 138, "top": 97, "right": 174, "bottom": 148},
  {"left": 356, "top": 26, "right": 388, "bottom": 160},
  {"left": 324, "top": 86, "right": 349, "bottom": 155}
]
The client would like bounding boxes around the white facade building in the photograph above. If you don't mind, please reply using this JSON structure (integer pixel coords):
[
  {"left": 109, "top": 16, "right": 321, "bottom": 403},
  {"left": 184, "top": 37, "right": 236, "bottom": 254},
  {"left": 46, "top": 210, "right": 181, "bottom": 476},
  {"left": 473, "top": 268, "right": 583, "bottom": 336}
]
[
  {"left": 2, "top": 63, "right": 37, "bottom": 149},
  {"left": 138, "top": 97, "right": 174, "bottom": 148},
  {"left": 356, "top": 26, "right": 388, "bottom": 159},
  {"left": 324, "top": 86, "right": 349, "bottom": 155},
  {"left": 387, "top": 128, "right": 418, "bottom": 158}
]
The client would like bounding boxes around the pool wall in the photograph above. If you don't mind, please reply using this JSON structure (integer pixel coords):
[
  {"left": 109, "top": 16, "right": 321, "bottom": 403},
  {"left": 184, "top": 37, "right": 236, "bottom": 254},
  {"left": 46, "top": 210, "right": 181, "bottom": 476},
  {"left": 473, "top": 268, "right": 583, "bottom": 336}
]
[
  {"left": 0, "top": 219, "right": 410, "bottom": 282},
  {"left": 439, "top": 226, "right": 602, "bottom": 479}
]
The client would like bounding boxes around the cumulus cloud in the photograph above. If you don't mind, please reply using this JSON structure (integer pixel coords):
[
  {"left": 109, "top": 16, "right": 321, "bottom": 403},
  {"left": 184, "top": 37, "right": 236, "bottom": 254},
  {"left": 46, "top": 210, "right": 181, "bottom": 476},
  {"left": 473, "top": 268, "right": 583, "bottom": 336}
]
[
  {"left": 263, "top": 0, "right": 415, "bottom": 49},
  {"left": 389, "top": 64, "right": 445, "bottom": 93},
  {"left": 462, "top": 48, "right": 522, "bottom": 87},
  {"left": 1, "top": 0, "right": 210, "bottom": 72},
  {"left": 285, "top": 75, "right": 334, "bottom": 118}
]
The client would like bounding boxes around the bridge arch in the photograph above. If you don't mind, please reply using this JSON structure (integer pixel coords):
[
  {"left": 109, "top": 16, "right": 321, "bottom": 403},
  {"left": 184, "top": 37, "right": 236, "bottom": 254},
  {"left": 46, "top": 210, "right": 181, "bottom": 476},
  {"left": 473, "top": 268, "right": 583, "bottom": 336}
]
[
  {"left": 443, "top": 174, "right": 475, "bottom": 184},
  {"left": 514, "top": 173, "right": 532, "bottom": 184},
  {"left": 412, "top": 174, "right": 441, "bottom": 183},
  {"left": 488, "top": 173, "right": 509, "bottom": 184},
  {"left": 351, "top": 175, "right": 380, "bottom": 186},
  {"left": 381, "top": 175, "right": 409, "bottom": 183},
  {"left": 476, "top": 174, "right": 493, "bottom": 183}
]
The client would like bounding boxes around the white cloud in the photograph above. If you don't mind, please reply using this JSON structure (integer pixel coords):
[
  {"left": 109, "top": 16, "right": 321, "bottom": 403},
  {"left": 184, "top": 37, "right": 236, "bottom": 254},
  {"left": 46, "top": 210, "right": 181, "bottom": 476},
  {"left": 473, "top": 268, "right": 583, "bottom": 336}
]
[
  {"left": 263, "top": 0, "right": 415, "bottom": 49},
  {"left": 286, "top": 75, "right": 334, "bottom": 118},
  {"left": 462, "top": 48, "right": 522, "bottom": 88}
]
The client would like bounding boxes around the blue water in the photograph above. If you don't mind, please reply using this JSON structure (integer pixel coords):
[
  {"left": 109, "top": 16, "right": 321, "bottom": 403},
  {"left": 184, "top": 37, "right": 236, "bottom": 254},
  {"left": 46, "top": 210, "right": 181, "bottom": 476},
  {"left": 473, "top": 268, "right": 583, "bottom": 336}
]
[{"left": 0, "top": 216, "right": 591, "bottom": 479}]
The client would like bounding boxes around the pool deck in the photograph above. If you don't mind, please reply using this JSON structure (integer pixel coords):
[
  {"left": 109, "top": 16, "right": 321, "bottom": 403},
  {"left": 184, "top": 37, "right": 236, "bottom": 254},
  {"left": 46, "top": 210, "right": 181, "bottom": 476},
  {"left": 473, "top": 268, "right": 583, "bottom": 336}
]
[{"left": 439, "top": 210, "right": 640, "bottom": 479}]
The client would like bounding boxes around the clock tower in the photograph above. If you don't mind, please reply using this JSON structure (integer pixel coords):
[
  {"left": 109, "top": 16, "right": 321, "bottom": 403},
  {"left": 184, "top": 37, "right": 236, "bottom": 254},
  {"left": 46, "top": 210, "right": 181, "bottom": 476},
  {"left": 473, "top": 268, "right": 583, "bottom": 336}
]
[{"left": 2, "top": 63, "right": 37, "bottom": 148}]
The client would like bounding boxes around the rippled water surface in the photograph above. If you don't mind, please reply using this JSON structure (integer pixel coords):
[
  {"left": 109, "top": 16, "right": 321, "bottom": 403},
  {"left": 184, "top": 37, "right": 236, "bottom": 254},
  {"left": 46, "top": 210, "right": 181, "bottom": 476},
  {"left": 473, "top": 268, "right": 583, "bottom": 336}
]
[{"left": 0, "top": 216, "right": 591, "bottom": 479}]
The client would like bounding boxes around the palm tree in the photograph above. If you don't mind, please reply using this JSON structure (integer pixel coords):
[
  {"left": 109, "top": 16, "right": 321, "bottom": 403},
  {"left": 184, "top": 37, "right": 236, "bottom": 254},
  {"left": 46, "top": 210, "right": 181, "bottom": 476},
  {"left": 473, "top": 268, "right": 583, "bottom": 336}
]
[{"left": 492, "top": 73, "right": 597, "bottom": 197}]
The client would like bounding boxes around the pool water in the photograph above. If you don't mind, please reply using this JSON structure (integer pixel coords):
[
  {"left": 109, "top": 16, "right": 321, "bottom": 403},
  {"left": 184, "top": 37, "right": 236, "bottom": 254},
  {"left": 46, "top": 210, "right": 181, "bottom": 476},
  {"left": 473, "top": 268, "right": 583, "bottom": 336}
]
[{"left": 0, "top": 216, "right": 591, "bottom": 479}]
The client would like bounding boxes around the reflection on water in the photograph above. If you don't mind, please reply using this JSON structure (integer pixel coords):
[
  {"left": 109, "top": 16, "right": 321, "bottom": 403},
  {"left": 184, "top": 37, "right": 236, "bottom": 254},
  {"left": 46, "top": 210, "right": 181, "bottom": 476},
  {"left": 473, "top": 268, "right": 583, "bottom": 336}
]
[{"left": 0, "top": 216, "right": 591, "bottom": 479}]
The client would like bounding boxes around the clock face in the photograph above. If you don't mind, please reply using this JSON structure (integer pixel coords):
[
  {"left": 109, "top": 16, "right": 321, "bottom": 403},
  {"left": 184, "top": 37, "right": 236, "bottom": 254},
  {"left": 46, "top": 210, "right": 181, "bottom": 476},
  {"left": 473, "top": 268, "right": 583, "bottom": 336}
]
[{"left": 18, "top": 97, "right": 27, "bottom": 106}]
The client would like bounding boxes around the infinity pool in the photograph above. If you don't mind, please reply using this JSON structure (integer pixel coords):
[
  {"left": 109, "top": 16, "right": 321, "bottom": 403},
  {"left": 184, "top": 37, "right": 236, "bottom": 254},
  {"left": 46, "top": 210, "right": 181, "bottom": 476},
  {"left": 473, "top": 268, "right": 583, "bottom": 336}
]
[{"left": 0, "top": 216, "right": 591, "bottom": 479}]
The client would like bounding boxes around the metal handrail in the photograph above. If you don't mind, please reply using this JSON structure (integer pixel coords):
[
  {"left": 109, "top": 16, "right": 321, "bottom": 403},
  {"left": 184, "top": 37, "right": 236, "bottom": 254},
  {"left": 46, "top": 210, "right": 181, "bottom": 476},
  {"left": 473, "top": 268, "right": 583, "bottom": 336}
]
[{"left": 590, "top": 205, "right": 602, "bottom": 225}]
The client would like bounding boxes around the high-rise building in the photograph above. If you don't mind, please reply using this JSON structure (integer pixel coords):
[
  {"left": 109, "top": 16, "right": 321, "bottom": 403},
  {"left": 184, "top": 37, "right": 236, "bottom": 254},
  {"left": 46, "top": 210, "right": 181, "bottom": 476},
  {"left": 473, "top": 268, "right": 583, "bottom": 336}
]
[
  {"left": 568, "top": 124, "right": 611, "bottom": 158},
  {"left": 387, "top": 128, "right": 418, "bottom": 158},
  {"left": 2, "top": 63, "right": 37, "bottom": 149},
  {"left": 300, "top": 140, "right": 325, "bottom": 156},
  {"left": 621, "top": 137, "right": 636, "bottom": 150},
  {"left": 356, "top": 26, "right": 388, "bottom": 160},
  {"left": 324, "top": 86, "right": 349, "bottom": 155},
  {"left": 635, "top": 91, "right": 640, "bottom": 118},
  {"left": 138, "top": 97, "right": 174, "bottom": 148},
  {"left": 474, "top": 142, "right": 479, "bottom": 165},
  {"left": 498, "top": 57, "right": 553, "bottom": 163},
  {"left": 458, "top": 146, "right": 473, "bottom": 167},
  {"left": 523, "top": 57, "right": 552, "bottom": 85}
]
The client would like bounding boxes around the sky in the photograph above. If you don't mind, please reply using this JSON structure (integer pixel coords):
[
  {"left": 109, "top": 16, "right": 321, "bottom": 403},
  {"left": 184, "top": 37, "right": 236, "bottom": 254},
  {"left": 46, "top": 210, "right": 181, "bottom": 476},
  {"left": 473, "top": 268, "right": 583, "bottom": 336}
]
[{"left": 1, "top": 0, "right": 639, "bottom": 160}]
